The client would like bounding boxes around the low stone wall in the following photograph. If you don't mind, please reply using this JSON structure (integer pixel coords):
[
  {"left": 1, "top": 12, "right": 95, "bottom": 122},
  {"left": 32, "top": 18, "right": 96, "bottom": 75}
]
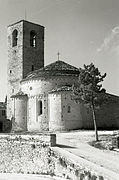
[
  {"left": 0, "top": 134, "right": 56, "bottom": 175},
  {"left": 51, "top": 147, "right": 119, "bottom": 180},
  {"left": 0, "top": 134, "right": 118, "bottom": 180}
]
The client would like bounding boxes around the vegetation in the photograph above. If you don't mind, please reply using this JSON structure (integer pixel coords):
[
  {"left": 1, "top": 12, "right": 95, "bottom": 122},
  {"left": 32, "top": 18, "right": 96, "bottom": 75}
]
[{"left": 73, "top": 63, "right": 106, "bottom": 141}]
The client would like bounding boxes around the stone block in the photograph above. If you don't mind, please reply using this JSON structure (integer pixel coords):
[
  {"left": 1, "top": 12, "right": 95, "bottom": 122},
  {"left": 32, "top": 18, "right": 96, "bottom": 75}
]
[{"left": 50, "top": 134, "right": 56, "bottom": 147}]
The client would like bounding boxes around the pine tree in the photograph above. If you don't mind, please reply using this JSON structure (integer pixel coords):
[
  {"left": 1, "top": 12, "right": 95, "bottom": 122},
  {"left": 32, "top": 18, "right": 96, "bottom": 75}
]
[{"left": 73, "top": 63, "right": 106, "bottom": 141}]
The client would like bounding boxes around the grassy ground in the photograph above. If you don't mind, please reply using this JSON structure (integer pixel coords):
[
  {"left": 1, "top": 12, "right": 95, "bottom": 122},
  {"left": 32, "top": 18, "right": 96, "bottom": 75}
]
[
  {"left": 88, "top": 131, "right": 119, "bottom": 150},
  {"left": 88, "top": 134, "right": 113, "bottom": 150}
]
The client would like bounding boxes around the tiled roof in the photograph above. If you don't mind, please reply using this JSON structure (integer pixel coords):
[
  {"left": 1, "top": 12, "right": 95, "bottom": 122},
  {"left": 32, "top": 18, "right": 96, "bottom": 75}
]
[
  {"left": 11, "top": 91, "right": 27, "bottom": 98},
  {"left": 40, "top": 60, "right": 79, "bottom": 71},
  {"left": 8, "top": 20, "right": 44, "bottom": 28},
  {"left": 22, "top": 60, "right": 80, "bottom": 81}
]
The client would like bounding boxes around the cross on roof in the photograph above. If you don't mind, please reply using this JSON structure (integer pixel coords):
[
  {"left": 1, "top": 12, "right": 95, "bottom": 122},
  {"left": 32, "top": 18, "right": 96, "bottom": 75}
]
[
  {"left": 25, "top": 8, "right": 27, "bottom": 20},
  {"left": 57, "top": 52, "right": 60, "bottom": 61}
]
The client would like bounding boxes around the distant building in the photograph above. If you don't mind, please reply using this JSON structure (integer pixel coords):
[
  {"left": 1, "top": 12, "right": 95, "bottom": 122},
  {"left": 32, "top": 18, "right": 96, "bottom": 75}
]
[
  {"left": 7, "top": 20, "right": 119, "bottom": 132},
  {"left": 0, "top": 102, "right": 6, "bottom": 131},
  {"left": 0, "top": 102, "right": 11, "bottom": 132}
]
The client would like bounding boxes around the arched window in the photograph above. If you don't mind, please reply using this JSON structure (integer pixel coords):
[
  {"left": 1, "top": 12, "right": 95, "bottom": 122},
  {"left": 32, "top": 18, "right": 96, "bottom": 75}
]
[
  {"left": 40, "top": 101, "right": 42, "bottom": 115},
  {"left": 30, "top": 30, "right": 36, "bottom": 47},
  {"left": 67, "top": 106, "right": 71, "bottom": 113},
  {"left": 38, "top": 100, "right": 42, "bottom": 115},
  {"left": 32, "top": 65, "right": 34, "bottom": 71},
  {"left": 12, "top": 29, "right": 18, "bottom": 47}
]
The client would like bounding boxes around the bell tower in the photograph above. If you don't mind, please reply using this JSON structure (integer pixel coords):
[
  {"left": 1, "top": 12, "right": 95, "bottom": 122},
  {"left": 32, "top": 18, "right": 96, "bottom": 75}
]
[{"left": 7, "top": 20, "right": 44, "bottom": 119}]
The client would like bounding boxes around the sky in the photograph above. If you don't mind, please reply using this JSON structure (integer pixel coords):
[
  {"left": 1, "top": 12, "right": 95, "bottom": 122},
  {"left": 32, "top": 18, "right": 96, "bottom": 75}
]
[{"left": 0, "top": 0, "right": 119, "bottom": 101}]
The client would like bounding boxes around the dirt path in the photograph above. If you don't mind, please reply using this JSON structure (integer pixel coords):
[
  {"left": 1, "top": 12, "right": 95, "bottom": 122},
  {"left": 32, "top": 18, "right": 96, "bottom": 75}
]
[{"left": 56, "top": 131, "right": 119, "bottom": 174}]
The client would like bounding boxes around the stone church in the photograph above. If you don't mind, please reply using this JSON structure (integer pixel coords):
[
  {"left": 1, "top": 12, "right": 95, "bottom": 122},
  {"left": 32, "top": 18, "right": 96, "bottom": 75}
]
[{"left": 7, "top": 20, "right": 119, "bottom": 132}]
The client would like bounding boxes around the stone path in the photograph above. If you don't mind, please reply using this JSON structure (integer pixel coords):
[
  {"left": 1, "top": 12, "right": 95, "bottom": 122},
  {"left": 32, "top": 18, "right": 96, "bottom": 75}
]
[{"left": 56, "top": 131, "right": 119, "bottom": 176}]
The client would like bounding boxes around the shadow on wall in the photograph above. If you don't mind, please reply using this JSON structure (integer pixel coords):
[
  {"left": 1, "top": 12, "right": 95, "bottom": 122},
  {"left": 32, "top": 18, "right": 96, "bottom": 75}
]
[{"left": 0, "top": 119, "right": 12, "bottom": 133}]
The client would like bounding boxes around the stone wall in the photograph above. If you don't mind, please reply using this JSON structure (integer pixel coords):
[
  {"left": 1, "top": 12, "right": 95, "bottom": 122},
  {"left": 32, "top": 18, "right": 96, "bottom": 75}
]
[
  {"left": 27, "top": 95, "right": 49, "bottom": 132},
  {"left": 51, "top": 147, "right": 119, "bottom": 180},
  {"left": 23, "top": 21, "right": 44, "bottom": 78},
  {"left": 62, "top": 92, "right": 83, "bottom": 130},
  {"left": 0, "top": 134, "right": 117, "bottom": 180},
  {"left": 96, "top": 99, "right": 119, "bottom": 129},
  {"left": 0, "top": 134, "right": 56, "bottom": 174},
  {"left": 81, "top": 94, "right": 119, "bottom": 130},
  {"left": 12, "top": 95, "right": 28, "bottom": 132},
  {"left": 7, "top": 21, "right": 23, "bottom": 120},
  {"left": 48, "top": 91, "right": 84, "bottom": 131},
  {"left": 21, "top": 76, "right": 78, "bottom": 96},
  {"left": 21, "top": 76, "right": 78, "bottom": 131},
  {"left": 48, "top": 93, "right": 63, "bottom": 131}
]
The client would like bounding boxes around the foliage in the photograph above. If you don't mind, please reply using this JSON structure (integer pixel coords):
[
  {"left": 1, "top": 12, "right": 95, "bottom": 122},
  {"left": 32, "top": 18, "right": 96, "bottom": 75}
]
[
  {"left": 73, "top": 63, "right": 106, "bottom": 105},
  {"left": 73, "top": 63, "right": 107, "bottom": 141}
]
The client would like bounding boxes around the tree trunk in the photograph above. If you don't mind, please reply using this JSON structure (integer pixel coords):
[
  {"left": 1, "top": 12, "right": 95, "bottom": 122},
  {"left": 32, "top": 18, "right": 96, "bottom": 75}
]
[{"left": 91, "top": 103, "right": 99, "bottom": 141}]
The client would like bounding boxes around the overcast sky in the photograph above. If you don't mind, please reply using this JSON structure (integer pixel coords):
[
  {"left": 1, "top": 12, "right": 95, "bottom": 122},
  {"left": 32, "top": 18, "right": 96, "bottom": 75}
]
[{"left": 0, "top": 0, "right": 119, "bottom": 101}]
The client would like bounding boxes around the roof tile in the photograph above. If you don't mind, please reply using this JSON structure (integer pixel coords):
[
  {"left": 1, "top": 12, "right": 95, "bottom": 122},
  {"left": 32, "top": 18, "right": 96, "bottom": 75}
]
[{"left": 23, "top": 60, "right": 80, "bottom": 81}]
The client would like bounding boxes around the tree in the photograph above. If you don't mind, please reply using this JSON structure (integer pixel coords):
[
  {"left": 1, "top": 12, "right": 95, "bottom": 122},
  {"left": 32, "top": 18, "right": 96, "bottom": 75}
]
[
  {"left": 73, "top": 63, "right": 106, "bottom": 141},
  {"left": 5, "top": 96, "right": 7, "bottom": 103}
]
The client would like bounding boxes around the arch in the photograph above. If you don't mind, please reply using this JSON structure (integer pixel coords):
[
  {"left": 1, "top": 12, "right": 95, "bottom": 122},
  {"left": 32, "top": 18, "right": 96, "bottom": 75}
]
[
  {"left": 12, "top": 29, "right": 18, "bottom": 47},
  {"left": 67, "top": 105, "right": 71, "bottom": 113},
  {"left": 30, "top": 30, "right": 37, "bottom": 47}
]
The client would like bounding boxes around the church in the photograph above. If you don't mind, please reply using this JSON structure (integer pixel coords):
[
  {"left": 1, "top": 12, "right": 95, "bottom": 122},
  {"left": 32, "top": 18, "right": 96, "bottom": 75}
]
[{"left": 7, "top": 20, "right": 119, "bottom": 132}]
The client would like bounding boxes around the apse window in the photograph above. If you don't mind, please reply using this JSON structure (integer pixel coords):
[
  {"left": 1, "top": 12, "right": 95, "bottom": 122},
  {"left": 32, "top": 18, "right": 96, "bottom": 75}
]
[
  {"left": 38, "top": 100, "right": 43, "bottom": 115},
  {"left": 67, "top": 106, "right": 71, "bottom": 113},
  {"left": 30, "top": 30, "right": 37, "bottom": 47},
  {"left": 12, "top": 29, "right": 18, "bottom": 47}
]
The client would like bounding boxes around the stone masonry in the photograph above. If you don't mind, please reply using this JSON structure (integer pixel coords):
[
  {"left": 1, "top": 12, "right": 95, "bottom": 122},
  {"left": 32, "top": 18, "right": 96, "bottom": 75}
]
[
  {"left": 7, "top": 20, "right": 44, "bottom": 120},
  {"left": 0, "top": 134, "right": 117, "bottom": 180}
]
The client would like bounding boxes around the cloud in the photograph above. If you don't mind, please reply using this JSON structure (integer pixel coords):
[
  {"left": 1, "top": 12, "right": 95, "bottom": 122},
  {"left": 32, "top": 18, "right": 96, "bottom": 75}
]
[
  {"left": 97, "top": 26, "right": 119, "bottom": 53},
  {"left": 112, "top": 27, "right": 119, "bottom": 34}
]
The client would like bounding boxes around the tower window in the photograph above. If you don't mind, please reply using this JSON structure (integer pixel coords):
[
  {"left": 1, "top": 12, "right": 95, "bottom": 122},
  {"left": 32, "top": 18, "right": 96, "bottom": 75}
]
[
  {"left": 12, "top": 29, "right": 18, "bottom": 47},
  {"left": 30, "top": 30, "right": 37, "bottom": 47},
  {"left": 67, "top": 106, "right": 71, "bottom": 113},
  {"left": 32, "top": 65, "right": 34, "bottom": 71}
]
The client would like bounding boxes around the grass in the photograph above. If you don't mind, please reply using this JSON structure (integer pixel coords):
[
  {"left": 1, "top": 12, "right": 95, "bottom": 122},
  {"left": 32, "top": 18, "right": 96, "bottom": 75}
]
[{"left": 88, "top": 134, "right": 114, "bottom": 150}]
